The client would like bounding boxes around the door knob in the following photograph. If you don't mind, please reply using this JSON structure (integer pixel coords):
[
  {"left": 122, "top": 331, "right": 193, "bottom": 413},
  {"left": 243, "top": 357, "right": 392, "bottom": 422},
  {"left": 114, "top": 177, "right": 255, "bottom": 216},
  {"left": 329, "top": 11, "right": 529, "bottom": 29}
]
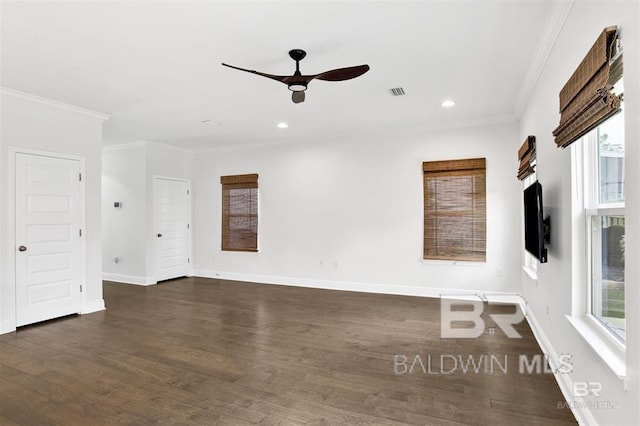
[
  {"left": 157, "top": 234, "right": 163, "bottom": 238},
  {"left": 18, "top": 245, "right": 27, "bottom": 252}
]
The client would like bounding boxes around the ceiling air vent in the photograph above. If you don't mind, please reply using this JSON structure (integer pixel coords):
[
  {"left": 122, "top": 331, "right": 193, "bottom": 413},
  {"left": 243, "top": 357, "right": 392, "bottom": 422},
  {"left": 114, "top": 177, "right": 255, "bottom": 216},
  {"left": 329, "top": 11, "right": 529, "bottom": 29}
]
[{"left": 388, "top": 87, "right": 406, "bottom": 96}]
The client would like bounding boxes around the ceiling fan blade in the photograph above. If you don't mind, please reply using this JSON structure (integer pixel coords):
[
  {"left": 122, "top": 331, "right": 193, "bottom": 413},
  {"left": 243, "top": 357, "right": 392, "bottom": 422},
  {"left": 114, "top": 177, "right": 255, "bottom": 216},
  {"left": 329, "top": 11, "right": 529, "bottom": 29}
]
[
  {"left": 221, "top": 63, "right": 289, "bottom": 84},
  {"left": 314, "top": 65, "right": 370, "bottom": 81},
  {"left": 292, "top": 91, "right": 305, "bottom": 104}
]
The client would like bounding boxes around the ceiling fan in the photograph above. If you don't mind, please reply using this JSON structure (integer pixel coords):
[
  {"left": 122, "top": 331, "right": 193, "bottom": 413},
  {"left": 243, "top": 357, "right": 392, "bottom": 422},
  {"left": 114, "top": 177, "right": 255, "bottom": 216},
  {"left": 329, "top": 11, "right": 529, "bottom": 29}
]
[{"left": 222, "top": 49, "right": 370, "bottom": 104}]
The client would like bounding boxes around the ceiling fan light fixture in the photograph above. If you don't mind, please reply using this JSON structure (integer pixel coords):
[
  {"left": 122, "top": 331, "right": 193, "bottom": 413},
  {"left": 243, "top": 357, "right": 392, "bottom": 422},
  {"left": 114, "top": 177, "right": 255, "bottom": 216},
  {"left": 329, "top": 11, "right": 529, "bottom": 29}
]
[
  {"left": 288, "top": 83, "right": 307, "bottom": 92},
  {"left": 222, "top": 49, "right": 369, "bottom": 103}
]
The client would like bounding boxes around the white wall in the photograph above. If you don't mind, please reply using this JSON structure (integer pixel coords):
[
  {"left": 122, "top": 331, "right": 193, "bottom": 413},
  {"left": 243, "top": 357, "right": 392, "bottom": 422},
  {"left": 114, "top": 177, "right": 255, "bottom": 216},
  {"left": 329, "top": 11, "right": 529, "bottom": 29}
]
[
  {"left": 0, "top": 89, "right": 108, "bottom": 333},
  {"left": 101, "top": 141, "right": 193, "bottom": 284},
  {"left": 193, "top": 121, "right": 522, "bottom": 296},
  {"left": 518, "top": 1, "right": 640, "bottom": 424},
  {"left": 102, "top": 142, "right": 147, "bottom": 281}
]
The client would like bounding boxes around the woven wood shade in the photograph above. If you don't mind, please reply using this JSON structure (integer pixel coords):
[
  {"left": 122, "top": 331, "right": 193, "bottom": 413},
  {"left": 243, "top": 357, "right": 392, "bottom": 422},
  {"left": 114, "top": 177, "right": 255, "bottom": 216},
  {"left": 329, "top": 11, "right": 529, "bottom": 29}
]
[
  {"left": 423, "top": 158, "right": 486, "bottom": 262},
  {"left": 221, "top": 174, "right": 258, "bottom": 252},
  {"left": 553, "top": 26, "right": 622, "bottom": 149},
  {"left": 517, "top": 136, "right": 536, "bottom": 180}
]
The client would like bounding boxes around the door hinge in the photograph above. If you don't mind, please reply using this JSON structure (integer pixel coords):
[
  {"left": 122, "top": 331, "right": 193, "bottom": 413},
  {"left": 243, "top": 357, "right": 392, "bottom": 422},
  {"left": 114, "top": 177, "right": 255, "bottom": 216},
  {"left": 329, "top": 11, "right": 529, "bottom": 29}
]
[
  {"left": 79, "top": 229, "right": 82, "bottom": 237},
  {"left": 188, "top": 258, "right": 190, "bottom": 264},
  {"left": 187, "top": 224, "right": 190, "bottom": 229},
  {"left": 79, "top": 173, "right": 82, "bottom": 182},
  {"left": 187, "top": 189, "right": 190, "bottom": 195},
  {"left": 80, "top": 284, "right": 83, "bottom": 293}
]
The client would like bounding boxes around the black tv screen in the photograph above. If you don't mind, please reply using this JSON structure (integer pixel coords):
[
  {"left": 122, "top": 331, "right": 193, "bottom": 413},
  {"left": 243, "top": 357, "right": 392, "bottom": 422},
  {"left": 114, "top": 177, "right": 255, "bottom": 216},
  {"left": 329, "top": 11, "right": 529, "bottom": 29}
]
[{"left": 524, "top": 181, "right": 548, "bottom": 263}]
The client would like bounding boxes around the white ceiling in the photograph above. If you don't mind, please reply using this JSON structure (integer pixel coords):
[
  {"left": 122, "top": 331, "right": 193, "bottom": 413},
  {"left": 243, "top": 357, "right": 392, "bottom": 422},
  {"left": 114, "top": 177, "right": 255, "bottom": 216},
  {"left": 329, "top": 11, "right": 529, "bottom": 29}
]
[{"left": 1, "top": 1, "right": 564, "bottom": 151}]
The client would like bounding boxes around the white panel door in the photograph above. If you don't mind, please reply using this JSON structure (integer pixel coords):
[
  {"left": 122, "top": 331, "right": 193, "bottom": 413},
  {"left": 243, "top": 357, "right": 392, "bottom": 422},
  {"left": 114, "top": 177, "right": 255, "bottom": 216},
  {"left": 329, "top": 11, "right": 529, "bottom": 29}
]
[
  {"left": 15, "top": 153, "right": 82, "bottom": 327},
  {"left": 155, "top": 178, "right": 190, "bottom": 282}
]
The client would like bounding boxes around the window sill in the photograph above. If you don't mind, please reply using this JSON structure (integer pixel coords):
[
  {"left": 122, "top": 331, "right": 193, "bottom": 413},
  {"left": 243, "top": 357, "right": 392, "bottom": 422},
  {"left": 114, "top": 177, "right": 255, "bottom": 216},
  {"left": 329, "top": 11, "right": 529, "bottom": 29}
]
[
  {"left": 522, "top": 266, "right": 538, "bottom": 280},
  {"left": 566, "top": 314, "right": 627, "bottom": 386},
  {"left": 420, "top": 258, "right": 485, "bottom": 266}
]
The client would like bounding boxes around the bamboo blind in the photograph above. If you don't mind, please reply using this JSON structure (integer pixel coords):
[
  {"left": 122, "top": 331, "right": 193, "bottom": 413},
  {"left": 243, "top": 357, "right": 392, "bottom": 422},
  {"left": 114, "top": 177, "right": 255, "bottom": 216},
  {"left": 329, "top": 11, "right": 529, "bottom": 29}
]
[
  {"left": 553, "top": 26, "right": 622, "bottom": 149},
  {"left": 423, "top": 158, "right": 486, "bottom": 262},
  {"left": 221, "top": 174, "right": 258, "bottom": 252},
  {"left": 517, "top": 135, "right": 536, "bottom": 180}
]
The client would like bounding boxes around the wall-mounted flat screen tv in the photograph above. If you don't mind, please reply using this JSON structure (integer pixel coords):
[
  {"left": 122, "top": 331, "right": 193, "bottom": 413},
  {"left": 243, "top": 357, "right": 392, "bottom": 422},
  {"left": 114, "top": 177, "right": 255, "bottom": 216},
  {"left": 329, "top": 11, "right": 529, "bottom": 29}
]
[{"left": 524, "top": 180, "right": 548, "bottom": 263}]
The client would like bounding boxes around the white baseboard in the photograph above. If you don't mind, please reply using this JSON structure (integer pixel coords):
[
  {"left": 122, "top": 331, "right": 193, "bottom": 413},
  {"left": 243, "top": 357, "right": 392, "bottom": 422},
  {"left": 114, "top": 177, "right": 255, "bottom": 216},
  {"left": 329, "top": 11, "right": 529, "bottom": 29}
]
[
  {"left": 0, "top": 319, "right": 16, "bottom": 335},
  {"left": 193, "top": 269, "right": 522, "bottom": 301},
  {"left": 82, "top": 298, "right": 106, "bottom": 314},
  {"left": 102, "top": 273, "right": 155, "bottom": 286},
  {"left": 524, "top": 304, "right": 597, "bottom": 426},
  {"left": 0, "top": 300, "right": 105, "bottom": 333}
]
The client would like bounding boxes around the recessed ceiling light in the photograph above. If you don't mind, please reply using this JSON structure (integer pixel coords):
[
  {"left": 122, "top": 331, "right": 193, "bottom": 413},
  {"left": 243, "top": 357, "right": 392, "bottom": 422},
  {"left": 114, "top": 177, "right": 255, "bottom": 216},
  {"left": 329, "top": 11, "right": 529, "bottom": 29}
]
[
  {"left": 201, "top": 119, "right": 222, "bottom": 127},
  {"left": 277, "top": 122, "right": 288, "bottom": 129},
  {"left": 441, "top": 100, "right": 456, "bottom": 108}
]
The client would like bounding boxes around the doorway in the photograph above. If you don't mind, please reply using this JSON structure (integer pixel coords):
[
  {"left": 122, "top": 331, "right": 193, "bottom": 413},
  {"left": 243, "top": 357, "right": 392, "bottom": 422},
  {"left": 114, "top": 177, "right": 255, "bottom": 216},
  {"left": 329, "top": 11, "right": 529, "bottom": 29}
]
[
  {"left": 14, "top": 151, "right": 84, "bottom": 326},
  {"left": 154, "top": 177, "right": 191, "bottom": 282}
]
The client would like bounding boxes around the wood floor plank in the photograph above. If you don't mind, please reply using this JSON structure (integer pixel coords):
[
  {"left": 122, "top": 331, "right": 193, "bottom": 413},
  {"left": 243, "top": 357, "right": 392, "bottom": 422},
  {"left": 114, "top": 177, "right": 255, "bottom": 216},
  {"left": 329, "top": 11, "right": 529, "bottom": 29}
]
[{"left": 0, "top": 277, "right": 577, "bottom": 425}]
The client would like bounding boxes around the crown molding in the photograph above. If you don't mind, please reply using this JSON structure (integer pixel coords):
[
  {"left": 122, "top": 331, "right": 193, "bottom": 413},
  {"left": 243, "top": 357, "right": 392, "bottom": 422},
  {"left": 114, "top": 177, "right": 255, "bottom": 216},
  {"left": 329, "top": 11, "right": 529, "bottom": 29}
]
[
  {"left": 0, "top": 87, "right": 111, "bottom": 122},
  {"left": 102, "top": 140, "right": 147, "bottom": 152},
  {"left": 513, "top": 0, "right": 575, "bottom": 118},
  {"left": 145, "top": 139, "right": 195, "bottom": 154},
  {"left": 102, "top": 139, "right": 195, "bottom": 154},
  {"left": 196, "top": 112, "right": 518, "bottom": 153}
]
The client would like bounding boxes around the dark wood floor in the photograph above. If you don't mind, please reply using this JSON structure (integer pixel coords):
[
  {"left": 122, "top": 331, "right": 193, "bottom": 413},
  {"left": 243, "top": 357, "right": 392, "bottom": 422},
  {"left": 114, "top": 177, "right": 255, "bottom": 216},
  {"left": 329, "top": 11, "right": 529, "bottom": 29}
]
[{"left": 1, "top": 277, "right": 576, "bottom": 425}]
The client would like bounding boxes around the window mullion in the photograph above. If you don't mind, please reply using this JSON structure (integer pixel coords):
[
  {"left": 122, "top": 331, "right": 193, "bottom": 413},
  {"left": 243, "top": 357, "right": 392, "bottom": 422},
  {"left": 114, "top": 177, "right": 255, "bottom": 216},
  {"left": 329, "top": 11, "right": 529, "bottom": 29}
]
[{"left": 590, "top": 207, "right": 625, "bottom": 216}]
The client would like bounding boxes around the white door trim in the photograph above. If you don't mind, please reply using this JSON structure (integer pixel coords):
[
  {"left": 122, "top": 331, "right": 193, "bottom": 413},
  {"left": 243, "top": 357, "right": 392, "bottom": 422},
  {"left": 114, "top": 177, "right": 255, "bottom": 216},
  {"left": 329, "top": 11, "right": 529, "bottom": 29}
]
[
  {"left": 152, "top": 175, "right": 192, "bottom": 283},
  {"left": 7, "top": 147, "right": 86, "bottom": 332}
]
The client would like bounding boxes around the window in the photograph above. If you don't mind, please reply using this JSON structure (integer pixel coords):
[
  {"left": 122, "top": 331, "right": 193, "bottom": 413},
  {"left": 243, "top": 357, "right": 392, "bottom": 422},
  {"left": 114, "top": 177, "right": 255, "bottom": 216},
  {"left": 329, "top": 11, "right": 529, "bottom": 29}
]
[
  {"left": 220, "top": 174, "right": 258, "bottom": 252},
  {"left": 583, "top": 89, "right": 625, "bottom": 342},
  {"left": 563, "top": 26, "right": 625, "bottom": 377},
  {"left": 423, "top": 158, "right": 486, "bottom": 261}
]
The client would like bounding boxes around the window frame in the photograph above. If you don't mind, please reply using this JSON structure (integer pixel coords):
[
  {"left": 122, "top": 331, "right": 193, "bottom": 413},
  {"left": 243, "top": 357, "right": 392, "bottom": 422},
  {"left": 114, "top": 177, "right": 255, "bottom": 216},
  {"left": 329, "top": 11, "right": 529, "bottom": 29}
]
[
  {"left": 583, "top": 120, "right": 626, "bottom": 343},
  {"left": 567, "top": 100, "right": 626, "bottom": 382}
]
